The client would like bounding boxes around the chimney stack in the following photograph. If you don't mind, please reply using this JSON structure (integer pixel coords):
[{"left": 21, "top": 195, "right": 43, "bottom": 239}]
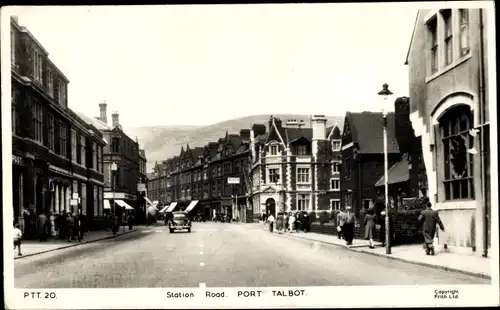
[
  {"left": 311, "top": 115, "right": 327, "bottom": 140},
  {"left": 111, "top": 111, "right": 120, "bottom": 128},
  {"left": 239, "top": 129, "right": 251, "bottom": 141},
  {"left": 98, "top": 101, "right": 107, "bottom": 124}
]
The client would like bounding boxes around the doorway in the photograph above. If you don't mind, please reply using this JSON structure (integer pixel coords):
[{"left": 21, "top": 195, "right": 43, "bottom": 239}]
[{"left": 265, "top": 198, "right": 276, "bottom": 216}]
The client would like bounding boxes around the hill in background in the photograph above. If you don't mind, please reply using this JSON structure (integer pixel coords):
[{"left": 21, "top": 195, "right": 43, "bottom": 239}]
[{"left": 126, "top": 114, "right": 344, "bottom": 171}]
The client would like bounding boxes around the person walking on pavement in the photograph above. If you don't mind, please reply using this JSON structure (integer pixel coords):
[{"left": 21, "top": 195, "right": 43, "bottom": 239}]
[
  {"left": 288, "top": 212, "right": 296, "bottom": 233},
  {"left": 276, "top": 213, "right": 284, "bottom": 233},
  {"left": 364, "top": 208, "right": 376, "bottom": 249},
  {"left": 37, "top": 211, "right": 49, "bottom": 242},
  {"left": 302, "top": 213, "right": 310, "bottom": 233},
  {"left": 337, "top": 208, "right": 347, "bottom": 239},
  {"left": 283, "top": 213, "right": 289, "bottom": 232},
  {"left": 13, "top": 223, "right": 23, "bottom": 256},
  {"left": 66, "top": 212, "right": 75, "bottom": 242},
  {"left": 343, "top": 206, "right": 358, "bottom": 245},
  {"left": 75, "top": 209, "right": 86, "bottom": 242},
  {"left": 127, "top": 212, "right": 134, "bottom": 230},
  {"left": 418, "top": 198, "right": 445, "bottom": 255},
  {"left": 267, "top": 213, "right": 275, "bottom": 233}
]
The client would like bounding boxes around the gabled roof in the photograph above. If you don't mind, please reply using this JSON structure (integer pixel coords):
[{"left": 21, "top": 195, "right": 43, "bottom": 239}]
[
  {"left": 375, "top": 154, "right": 410, "bottom": 187},
  {"left": 286, "top": 127, "right": 312, "bottom": 144},
  {"left": 327, "top": 125, "right": 342, "bottom": 139},
  {"left": 405, "top": 10, "right": 421, "bottom": 65},
  {"left": 346, "top": 112, "right": 400, "bottom": 154}
]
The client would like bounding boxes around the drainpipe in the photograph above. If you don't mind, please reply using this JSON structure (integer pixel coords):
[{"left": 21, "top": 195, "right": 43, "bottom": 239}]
[{"left": 478, "top": 8, "right": 488, "bottom": 258}]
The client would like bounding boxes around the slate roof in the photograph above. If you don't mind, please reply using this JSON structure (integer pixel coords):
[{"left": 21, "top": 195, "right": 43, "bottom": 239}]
[
  {"left": 375, "top": 154, "right": 410, "bottom": 187},
  {"left": 285, "top": 127, "right": 312, "bottom": 144},
  {"left": 75, "top": 111, "right": 112, "bottom": 131},
  {"left": 347, "top": 112, "right": 400, "bottom": 154}
]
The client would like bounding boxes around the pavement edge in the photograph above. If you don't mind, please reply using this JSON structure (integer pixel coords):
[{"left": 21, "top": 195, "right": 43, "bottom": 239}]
[
  {"left": 14, "top": 227, "right": 143, "bottom": 260},
  {"left": 271, "top": 230, "right": 491, "bottom": 280}
]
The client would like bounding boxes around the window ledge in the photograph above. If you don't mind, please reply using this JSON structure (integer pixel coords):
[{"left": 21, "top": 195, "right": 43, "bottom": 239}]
[
  {"left": 435, "top": 200, "right": 476, "bottom": 210},
  {"left": 425, "top": 53, "right": 472, "bottom": 83}
]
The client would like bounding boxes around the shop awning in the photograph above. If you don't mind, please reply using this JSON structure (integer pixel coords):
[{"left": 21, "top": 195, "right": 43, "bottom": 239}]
[
  {"left": 165, "top": 202, "right": 178, "bottom": 213},
  {"left": 159, "top": 205, "right": 170, "bottom": 213},
  {"left": 375, "top": 154, "right": 410, "bottom": 187},
  {"left": 185, "top": 200, "right": 199, "bottom": 213},
  {"left": 115, "top": 199, "right": 134, "bottom": 210},
  {"left": 145, "top": 197, "right": 154, "bottom": 206},
  {"left": 104, "top": 199, "right": 111, "bottom": 210}
]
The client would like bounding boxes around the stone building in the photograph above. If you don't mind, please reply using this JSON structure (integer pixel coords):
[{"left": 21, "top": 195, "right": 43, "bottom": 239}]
[
  {"left": 406, "top": 8, "right": 492, "bottom": 256},
  {"left": 249, "top": 116, "right": 341, "bottom": 218},
  {"left": 10, "top": 16, "right": 105, "bottom": 235}
]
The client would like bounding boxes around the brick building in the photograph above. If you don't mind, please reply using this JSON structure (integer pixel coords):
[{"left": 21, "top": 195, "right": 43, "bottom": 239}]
[
  {"left": 406, "top": 8, "right": 492, "bottom": 256},
  {"left": 77, "top": 102, "right": 144, "bottom": 219},
  {"left": 148, "top": 132, "right": 252, "bottom": 221},
  {"left": 10, "top": 16, "right": 106, "bottom": 235},
  {"left": 339, "top": 112, "right": 400, "bottom": 217},
  {"left": 249, "top": 116, "right": 341, "bottom": 218}
]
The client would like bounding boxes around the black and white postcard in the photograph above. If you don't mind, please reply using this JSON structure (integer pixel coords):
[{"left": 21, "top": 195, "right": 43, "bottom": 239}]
[{"left": 2, "top": 2, "right": 498, "bottom": 309}]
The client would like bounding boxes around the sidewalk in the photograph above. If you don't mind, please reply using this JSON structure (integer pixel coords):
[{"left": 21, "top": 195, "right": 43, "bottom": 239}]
[
  {"left": 13, "top": 226, "right": 144, "bottom": 260},
  {"left": 263, "top": 224, "right": 492, "bottom": 279}
]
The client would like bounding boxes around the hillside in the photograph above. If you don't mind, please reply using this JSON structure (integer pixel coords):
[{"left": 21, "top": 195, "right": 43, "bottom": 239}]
[{"left": 126, "top": 114, "right": 344, "bottom": 171}]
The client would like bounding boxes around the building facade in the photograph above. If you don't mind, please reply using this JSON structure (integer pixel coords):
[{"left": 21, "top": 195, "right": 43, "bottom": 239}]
[
  {"left": 148, "top": 132, "right": 252, "bottom": 222},
  {"left": 406, "top": 8, "right": 492, "bottom": 256},
  {"left": 78, "top": 103, "right": 143, "bottom": 219},
  {"left": 249, "top": 116, "right": 341, "bottom": 218},
  {"left": 340, "top": 112, "right": 400, "bottom": 217},
  {"left": 11, "top": 16, "right": 106, "bottom": 235}
]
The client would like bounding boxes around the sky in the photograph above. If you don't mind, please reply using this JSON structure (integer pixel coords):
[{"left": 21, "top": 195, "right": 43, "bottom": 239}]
[{"left": 9, "top": 4, "right": 418, "bottom": 128}]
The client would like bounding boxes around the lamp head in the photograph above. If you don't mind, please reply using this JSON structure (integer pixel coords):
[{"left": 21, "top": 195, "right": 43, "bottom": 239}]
[
  {"left": 377, "top": 83, "right": 393, "bottom": 97},
  {"left": 111, "top": 162, "right": 117, "bottom": 171}
]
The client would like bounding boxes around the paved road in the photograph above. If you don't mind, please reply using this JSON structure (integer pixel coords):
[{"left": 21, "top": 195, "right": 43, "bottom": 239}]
[{"left": 14, "top": 222, "right": 489, "bottom": 288}]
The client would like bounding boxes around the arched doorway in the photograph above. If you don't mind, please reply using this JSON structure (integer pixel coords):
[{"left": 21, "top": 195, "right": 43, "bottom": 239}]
[
  {"left": 35, "top": 175, "right": 44, "bottom": 215},
  {"left": 265, "top": 198, "right": 276, "bottom": 216}
]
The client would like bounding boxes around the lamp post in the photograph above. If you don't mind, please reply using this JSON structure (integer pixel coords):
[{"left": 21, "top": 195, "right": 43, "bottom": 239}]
[
  {"left": 377, "top": 83, "right": 393, "bottom": 255},
  {"left": 111, "top": 162, "right": 117, "bottom": 235}
]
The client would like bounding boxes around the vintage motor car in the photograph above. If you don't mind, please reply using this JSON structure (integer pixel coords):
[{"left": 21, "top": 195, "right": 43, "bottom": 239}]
[{"left": 168, "top": 211, "right": 191, "bottom": 233}]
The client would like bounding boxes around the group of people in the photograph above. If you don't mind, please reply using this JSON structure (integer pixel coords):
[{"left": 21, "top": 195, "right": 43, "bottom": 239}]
[
  {"left": 263, "top": 197, "right": 445, "bottom": 256},
  {"left": 265, "top": 211, "right": 311, "bottom": 234}
]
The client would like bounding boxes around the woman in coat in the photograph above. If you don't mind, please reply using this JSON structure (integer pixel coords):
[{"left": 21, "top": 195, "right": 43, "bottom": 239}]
[
  {"left": 276, "top": 213, "right": 284, "bottom": 233},
  {"left": 364, "top": 208, "right": 376, "bottom": 249}
]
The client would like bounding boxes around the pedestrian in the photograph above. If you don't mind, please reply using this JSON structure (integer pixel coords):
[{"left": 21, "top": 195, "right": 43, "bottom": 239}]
[
  {"left": 288, "top": 212, "right": 296, "bottom": 233},
  {"left": 295, "top": 212, "right": 301, "bottom": 232},
  {"left": 337, "top": 208, "right": 347, "bottom": 239},
  {"left": 276, "top": 213, "right": 283, "bottom": 233},
  {"left": 66, "top": 213, "right": 75, "bottom": 242},
  {"left": 75, "top": 209, "right": 85, "bottom": 242},
  {"left": 128, "top": 212, "right": 134, "bottom": 230},
  {"left": 59, "top": 210, "right": 68, "bottom": 239},
  {"left": 267, "top": 213, "right": 275, "bottom": 233},
  {"left": 283, "top": 213, "right": 289, "bottom": 232},
  {"left": 302, "top": 213, "right": 310, "bottom": 233},
  {"left": 364, "top": 208, "right": 376, "bottom": 249},
  {"left": 13, "top": 222, "right": 23, "bottom": 256},
  {"left": 37, "top": 211, "right": 49, "bottom": 242},
  {"left": 343, "top": 206, "right": 358, "bottom": 245},
  {"left": 418, "top": 198, "right": 445, "bottom": 255}
]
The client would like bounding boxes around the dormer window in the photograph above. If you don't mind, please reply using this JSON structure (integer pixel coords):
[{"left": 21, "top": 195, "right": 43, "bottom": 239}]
[
  {"left": 270, "top": 145, "right": 278, "bottom": 155},
  {"left": 297, "top": 145, "right": 308, "bottom": 156},
  {"left": 332, "top": 140, "right": 341, "bottom": 152}
]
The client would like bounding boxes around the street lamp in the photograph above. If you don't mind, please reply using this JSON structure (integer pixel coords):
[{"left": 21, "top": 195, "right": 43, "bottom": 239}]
[
  {"left": 377, "top": 83, "right": 393, "bottom": 255},
  {"left": 111, "top": 162, "right": 117, "bottom": 235}
]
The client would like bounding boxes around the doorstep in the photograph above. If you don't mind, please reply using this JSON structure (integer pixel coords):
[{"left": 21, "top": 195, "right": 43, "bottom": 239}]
[{"left": 14, "top": 226, "right": 144, "bottom": 260}]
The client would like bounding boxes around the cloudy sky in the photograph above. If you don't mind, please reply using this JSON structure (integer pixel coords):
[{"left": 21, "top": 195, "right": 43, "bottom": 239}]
[{"left": 9, "top": 4, "right": 418, "bottom": 127}]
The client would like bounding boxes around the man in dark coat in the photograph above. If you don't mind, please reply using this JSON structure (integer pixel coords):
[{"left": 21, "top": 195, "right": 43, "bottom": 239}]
[
  {"left": 343, "top": 206, "right": 358, "bottom": 245},
  {"left": 74, "top": 209, "right": 86, "bottom": 242},
  {"left": 418, "top": 199, "right": 445, "bottom": 255},
  {"left": 37, "top": 211, "right": 49, "bottom": 242}
]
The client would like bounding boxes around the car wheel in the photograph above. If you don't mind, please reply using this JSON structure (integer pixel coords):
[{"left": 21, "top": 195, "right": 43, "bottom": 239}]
[
  {"left": 169, "top": 228, "right": 174, "bottom": 233},
  {"left": 187, "top": 228, "right": 191, "bottom": 233}
]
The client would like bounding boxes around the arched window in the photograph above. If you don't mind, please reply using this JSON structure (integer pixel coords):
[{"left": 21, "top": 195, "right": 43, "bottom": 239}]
[{"left": 439, "top": 105, "right": 474, "bottom": 200}]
